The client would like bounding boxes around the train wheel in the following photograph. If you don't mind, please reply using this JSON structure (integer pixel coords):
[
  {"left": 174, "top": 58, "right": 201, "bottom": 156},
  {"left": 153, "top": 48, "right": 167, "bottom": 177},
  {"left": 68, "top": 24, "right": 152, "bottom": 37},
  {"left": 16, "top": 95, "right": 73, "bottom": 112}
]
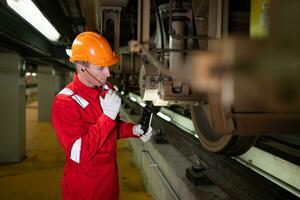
[{"left": 190, "top": 103, "right": 259, "bottom": 156}]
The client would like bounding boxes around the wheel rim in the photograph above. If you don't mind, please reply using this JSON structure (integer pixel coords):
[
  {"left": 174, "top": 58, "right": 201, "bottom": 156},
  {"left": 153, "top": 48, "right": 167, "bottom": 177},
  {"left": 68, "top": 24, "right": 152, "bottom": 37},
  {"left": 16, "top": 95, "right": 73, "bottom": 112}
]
[{"left": 190, "top": 103, "right": 258, "bottom": 156}]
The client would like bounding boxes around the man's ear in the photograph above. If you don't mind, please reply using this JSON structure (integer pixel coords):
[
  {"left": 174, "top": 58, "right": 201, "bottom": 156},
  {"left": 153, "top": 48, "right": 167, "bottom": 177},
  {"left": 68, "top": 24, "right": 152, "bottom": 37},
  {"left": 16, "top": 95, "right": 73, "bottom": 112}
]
[{"left": 75, "top": 63, "right": 85, "bottom": 72}]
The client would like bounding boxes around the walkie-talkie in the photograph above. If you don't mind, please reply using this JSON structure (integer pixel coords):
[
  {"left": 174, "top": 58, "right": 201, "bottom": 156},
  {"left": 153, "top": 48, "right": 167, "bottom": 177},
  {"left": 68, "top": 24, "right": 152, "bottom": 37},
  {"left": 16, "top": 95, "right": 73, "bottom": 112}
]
[
  {"left": 140, "top": 104, "right": 155, "bottom": 134},
  {"left": 101, "top": 83, "right": 109, "bottom": 91}
]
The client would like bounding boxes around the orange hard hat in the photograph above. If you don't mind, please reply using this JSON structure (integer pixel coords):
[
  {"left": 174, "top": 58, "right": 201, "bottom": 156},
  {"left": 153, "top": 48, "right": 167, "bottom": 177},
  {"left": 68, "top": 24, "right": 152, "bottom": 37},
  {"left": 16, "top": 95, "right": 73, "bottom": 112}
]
[{"left": 69, "top": 31, "right": 120, "bottom": 67}]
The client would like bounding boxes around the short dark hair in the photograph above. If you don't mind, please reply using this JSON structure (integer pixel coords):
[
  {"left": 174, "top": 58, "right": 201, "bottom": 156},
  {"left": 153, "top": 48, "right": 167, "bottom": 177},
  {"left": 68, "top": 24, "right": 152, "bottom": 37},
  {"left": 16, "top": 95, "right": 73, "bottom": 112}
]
[{"left": 74, "top": 61, "right": 89, "bottom": 67}]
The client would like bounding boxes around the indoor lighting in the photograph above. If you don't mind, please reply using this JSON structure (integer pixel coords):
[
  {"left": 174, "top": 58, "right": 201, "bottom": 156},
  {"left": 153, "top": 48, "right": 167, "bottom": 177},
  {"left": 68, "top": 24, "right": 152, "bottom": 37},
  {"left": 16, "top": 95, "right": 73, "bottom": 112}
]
[
  {"left": 157, "top": 112, "right": 172, "bottom": 122},
  {"left": 113, "top": 85, "right": 119, "bottom": 91},
  {"left": 138, "top": 102, "right": 146, "bottom": 107},
  {"left": 65, "top": 48, "right": 72, "bottom": 57},
  {"left": 129, "top": 96, "right": 137, "bottom": 102},
  {"left": 7, "top": 0, "right": 61, "bottom": 41}
]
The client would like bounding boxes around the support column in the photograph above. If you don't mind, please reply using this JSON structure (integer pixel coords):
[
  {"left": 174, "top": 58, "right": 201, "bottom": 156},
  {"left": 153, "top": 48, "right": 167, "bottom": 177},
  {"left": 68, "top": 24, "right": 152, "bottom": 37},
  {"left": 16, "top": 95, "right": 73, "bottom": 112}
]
[
  {"left": 0, "top": 53, "right": 26, "bottom": 162},
  {"left": 169, "top": 2, "right": 185, "bottom": 92},
  {"left": 99, "top": 6, "right": 122, "bottom": 52},
  {"left": 54, "top": 69, "right": 67, "bottom": 94},
  {"left": 65, "top": 70, "right": 74, "bottom": 85},
  {"left": 37, "top": 66, "right": 55, "bottom": 122},
  {"left": 138, "top": 0, "right": 150, "bottom": 49}
]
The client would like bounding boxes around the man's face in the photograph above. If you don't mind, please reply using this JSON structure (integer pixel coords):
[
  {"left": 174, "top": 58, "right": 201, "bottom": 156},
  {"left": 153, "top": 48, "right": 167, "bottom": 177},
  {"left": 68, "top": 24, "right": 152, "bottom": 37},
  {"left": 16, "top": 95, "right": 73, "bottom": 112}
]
[
  {"left": 88, "top": 63, "right": 111, "bottom": 84},
  {"left": 78, "top": 63, "right": 111, "bottom": 87}
]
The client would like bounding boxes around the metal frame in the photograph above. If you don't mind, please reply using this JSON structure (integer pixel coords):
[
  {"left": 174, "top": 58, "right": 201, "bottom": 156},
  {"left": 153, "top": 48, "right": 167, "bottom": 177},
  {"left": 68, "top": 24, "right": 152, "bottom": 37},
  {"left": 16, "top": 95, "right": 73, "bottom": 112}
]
[
  {"left": 0, "top": 4, "right": 52, "bottom": 56},
  {"left": 99, "top": 6, "right": 122, "bottom": 51},
  {"left": 137, "top": 0, "right": 150, "bottom": 49},
  {"left": 123, "top": 95, "right": 298, "bottom": 199}
]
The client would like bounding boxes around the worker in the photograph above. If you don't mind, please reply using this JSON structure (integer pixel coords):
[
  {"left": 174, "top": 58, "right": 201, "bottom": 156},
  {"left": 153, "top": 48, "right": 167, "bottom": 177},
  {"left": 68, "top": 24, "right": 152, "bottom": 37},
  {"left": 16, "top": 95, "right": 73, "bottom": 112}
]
[{"left": 51, "top": 31, "right": 152, "bottom": 200}]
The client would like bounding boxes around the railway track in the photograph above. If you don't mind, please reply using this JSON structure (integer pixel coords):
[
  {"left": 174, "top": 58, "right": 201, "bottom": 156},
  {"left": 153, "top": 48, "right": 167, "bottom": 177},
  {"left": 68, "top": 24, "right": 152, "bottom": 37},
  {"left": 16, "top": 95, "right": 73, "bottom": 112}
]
[{"left": 121, "top": 93, "right": 299, "bottom": 199}]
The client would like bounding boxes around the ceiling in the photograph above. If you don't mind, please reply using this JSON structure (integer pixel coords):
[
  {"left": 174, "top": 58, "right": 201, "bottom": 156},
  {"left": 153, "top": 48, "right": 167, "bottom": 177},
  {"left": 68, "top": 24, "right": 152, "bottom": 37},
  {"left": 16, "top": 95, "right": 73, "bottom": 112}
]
[{"left": 0, "top": 0, "right": 140, "bottom": 68}]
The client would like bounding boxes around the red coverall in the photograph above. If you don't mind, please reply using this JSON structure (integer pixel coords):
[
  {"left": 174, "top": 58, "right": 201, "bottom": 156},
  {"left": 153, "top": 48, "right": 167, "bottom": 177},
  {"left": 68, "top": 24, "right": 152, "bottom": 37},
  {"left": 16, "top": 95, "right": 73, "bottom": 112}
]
[{"left": 52, "top": 74, "right": 137, "bottom": 200}]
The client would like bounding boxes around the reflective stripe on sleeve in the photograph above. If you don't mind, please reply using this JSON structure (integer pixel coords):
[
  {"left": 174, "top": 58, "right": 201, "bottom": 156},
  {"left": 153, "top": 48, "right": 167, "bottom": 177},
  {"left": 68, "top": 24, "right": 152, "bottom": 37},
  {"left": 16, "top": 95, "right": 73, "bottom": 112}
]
[
  {"left": 70, "top": 138, "right": 81, "bottom": 163},
  {"left": 58, "top": 88, "right": 74, "bottom": 96},
  {"left": 72, "top": 94, "right": 89, "bottom": 109}
]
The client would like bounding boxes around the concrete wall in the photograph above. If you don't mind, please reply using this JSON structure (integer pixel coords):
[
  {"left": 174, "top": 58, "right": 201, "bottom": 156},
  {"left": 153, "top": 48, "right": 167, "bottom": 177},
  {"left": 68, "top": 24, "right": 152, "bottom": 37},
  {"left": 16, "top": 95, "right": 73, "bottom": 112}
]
[
  {"left": 37, "top": 66, "right": 56, "bottom": 122},
  {"left": 0, "top": 53, "right": 26, "bottom": 162}
]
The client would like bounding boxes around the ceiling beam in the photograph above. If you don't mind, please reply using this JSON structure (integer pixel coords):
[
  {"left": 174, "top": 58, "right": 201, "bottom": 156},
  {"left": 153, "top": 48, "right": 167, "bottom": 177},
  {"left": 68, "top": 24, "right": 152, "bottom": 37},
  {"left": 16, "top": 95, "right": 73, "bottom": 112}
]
[
  {"left": 0, "top": 3, "right": 52, "bottom": 55},
  {"left": 34, "top": 0, "right": 76, "bottom": 42},
  {"left": 81, "top": 0, "right": 97, "bottom": 31}
]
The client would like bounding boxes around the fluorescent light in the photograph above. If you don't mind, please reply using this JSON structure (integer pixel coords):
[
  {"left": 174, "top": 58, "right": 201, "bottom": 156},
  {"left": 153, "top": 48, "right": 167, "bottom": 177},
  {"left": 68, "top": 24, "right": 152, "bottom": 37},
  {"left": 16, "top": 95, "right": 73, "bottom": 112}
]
[
  {"left": 113, "top": 85, "right": 119, "bottom": 91},
  {"left": 7, "top": 0, "right": 61, "bottom": 41},
  {"left": 138, "top": 102, "right": 146, "bottom": 107},
  {"left": 129, "top": 96, "right": 137, "bottom": 102},
  {"left": 65, "top": 48, "right": 72, "bottom": 57},
  {"left": 32, "top": 72, "right": 37, "bottom": 77},
  {"left": 157, "top": 112, "right": 171, "bottom": 122}
]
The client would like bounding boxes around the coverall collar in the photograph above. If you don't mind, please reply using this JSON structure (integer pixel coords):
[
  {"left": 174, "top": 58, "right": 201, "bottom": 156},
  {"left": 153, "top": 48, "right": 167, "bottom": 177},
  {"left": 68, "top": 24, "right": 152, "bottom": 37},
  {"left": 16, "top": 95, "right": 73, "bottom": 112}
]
[{"left": 73, "top": 73, "right": 102, "bottom": 98}]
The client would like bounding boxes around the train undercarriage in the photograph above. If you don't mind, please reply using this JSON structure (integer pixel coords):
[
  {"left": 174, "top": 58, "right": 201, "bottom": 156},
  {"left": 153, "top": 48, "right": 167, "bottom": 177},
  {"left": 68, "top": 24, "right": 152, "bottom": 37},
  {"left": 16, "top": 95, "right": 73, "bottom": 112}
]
[{"left": 106, "top": 0, "right": 300, "bottom": 156}]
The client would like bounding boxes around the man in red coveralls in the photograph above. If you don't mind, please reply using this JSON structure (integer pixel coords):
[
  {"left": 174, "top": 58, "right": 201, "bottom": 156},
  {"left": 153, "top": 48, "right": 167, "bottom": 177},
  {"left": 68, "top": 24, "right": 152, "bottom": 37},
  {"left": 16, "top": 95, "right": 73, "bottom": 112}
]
[{"left": 52, "top": 31, "right": 152, "bottom": 200}]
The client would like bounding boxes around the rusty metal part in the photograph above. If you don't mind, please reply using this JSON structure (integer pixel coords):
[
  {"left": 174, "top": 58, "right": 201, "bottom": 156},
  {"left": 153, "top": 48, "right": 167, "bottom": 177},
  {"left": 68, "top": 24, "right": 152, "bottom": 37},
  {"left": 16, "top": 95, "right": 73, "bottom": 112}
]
[
  {"left": 160, "top": 80, "right": 206, "bottom": 102},
  {"left": 139, "top": 64, "right": 160, "bottom": 101},
  {"left": 137, "top": 0, "right": 150, "bottom": 50},
  {"left": 169, "top": 1, "right": 185, "bottom": 92},
  {"left": 98, "top": 6, "right": 121, "bottom": 51},
  {"left": 99, "top": 0, "right": 129, "bottom": 7},
  {"left": 129, "top": 40, "right": 171, "bottom": 78},
  {"left": 190, "top": 102, "right": 258, "bottom": 154},
  {"left": 97, "top": 0, "right": 130, "bottom": 42},
  {"left": 82, "top": 0, "right": 97, "bottom": 31},
  {"left": 134, "top": 0, "right": 300, "bottom": 139},
  {"left": 138, "top": 60, "right": 203, "bottom": 106},
  {"left": 233, "top": 114, "right": 300, "bottom": 135}
]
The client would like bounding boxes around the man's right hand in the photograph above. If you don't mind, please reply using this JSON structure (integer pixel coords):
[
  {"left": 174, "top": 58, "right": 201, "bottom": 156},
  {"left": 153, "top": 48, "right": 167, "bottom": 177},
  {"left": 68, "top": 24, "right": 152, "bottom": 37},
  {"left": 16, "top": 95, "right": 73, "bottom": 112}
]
[{"left": 99, "top": 89, "right": 121, "bottom": 120}]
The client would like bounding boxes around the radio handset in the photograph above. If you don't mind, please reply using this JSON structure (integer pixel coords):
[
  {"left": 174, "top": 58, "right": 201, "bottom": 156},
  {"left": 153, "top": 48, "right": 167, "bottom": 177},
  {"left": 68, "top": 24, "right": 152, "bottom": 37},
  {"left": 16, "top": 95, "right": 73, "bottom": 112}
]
[
  {"left": 101, "top": 83, "right": 109, "bottom": 91},
  {"left": 140, "top": 105, "right": 155, "bottom": 134}
]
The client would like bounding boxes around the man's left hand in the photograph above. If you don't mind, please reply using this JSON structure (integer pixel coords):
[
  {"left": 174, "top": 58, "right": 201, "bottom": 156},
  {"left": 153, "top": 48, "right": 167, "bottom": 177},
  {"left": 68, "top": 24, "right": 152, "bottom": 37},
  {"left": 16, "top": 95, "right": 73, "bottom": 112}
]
[{"left": 133, "top": 124, "right": 152, "bottom": 142}]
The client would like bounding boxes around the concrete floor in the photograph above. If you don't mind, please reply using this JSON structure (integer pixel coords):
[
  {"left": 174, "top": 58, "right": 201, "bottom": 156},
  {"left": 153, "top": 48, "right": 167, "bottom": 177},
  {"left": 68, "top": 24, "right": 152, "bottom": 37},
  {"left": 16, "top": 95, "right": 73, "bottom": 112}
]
[{"left": 0, "top": 103, "right": 152, "bottom": 200}]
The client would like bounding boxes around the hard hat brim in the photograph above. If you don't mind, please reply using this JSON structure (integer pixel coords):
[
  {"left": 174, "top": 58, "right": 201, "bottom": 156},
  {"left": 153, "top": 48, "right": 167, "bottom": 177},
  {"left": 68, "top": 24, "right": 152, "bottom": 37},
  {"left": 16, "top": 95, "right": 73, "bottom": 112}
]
[
  {"left": 98, "top": 55, "right": 120, "bottom": 67},
  {"left": 70, "top": 55, "right": 120, "bottom": 67}
]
